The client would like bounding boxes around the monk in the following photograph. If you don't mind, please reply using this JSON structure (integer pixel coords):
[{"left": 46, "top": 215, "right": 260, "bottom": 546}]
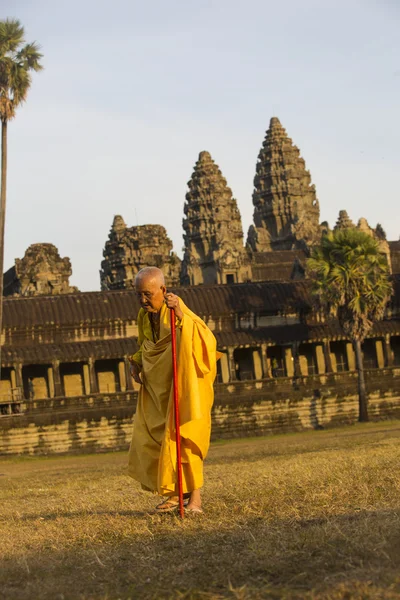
[{"left": 128, "top": 266, "right": 220, "bottom": 513}]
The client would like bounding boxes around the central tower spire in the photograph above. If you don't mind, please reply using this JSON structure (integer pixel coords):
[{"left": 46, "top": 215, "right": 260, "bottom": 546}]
[{"left": 247, "top": 117, "right": 320, "bottom": 252}]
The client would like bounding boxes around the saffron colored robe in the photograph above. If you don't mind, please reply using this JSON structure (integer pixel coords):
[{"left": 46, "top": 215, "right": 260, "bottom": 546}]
[{"left": 128, "top": 299, "right": 219, "bottom": 496}]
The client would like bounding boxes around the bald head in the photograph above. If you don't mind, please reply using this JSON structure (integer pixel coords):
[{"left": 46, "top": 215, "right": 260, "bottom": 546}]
[
  {"left": 135, "top": 267, "right": 166, "bottom": 313},
  {"left": 135, "top": 267, "right": 165, "bottom": 287}
]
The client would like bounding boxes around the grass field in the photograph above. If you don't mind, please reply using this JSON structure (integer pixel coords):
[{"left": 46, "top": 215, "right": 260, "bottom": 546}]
[{"left": 1, "top": 422, "right": 400, "bottom": 600}]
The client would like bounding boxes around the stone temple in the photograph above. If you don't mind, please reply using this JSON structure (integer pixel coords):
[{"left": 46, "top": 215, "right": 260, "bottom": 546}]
[
  {"left": 4, "top": 243, "right": 78, "bottom": 297},
  {"left": 1, "top": 117, "right": 400, "bottom": 456},
  {"left": 247, "top": 117, "right": 321, "bottom": 253}
]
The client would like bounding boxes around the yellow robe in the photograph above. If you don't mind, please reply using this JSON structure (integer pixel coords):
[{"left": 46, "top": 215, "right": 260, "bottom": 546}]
[{"left": 128, "top": 299, "right": 219, "bottom": 496}]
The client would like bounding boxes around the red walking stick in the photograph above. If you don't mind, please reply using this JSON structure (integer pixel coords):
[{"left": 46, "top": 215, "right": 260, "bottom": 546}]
[{"left": 170, "top": 308, "right": 184, "bottom": 519}]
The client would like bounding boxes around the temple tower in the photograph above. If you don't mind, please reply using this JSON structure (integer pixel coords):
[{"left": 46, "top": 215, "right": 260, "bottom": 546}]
[
  {"left": 247, "top": 117, "right": 320, "bottom": 252},
  {"left": 332, "top": 211, "right": 392, "bottom": 271},
  {"left": 334, "top": 210, "right": 355, "bottom": 231},
  {"left": 357, "top": 218, "right": 392, "bottom": 272},
  {"left": 3, "top": 243, "right": 78, "bottom": 297},
  {"left": 100, "top": 216, "right": 181, "bottom": 290},
  {"left": 181, "top": 151, "right": 250, "bottom": 285}
]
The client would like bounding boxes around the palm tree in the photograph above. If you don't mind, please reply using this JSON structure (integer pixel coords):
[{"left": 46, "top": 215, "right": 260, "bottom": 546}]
[
  {"left": 0, "top": 19, "right": 43, "bottom": 376},
  {"left": 307, "top": 228, "right": 393, "bottom": 422}
]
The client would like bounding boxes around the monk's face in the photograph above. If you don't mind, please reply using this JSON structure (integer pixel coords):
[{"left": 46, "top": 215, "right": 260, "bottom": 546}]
[{"left": 135, "top": 276, "right": 166, "bottom": 313}]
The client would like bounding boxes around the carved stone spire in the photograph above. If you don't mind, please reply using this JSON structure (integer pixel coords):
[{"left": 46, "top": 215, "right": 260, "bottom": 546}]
[
  {"left": 4, "top": 243, "right": 78, "bottom": 297},
  {"left": 357, "top": 218, "right": 392, "bottom": 272},
  {"left": 332, "top": 213, "right": 392, "bottom": 271},
  {"left": 334, "top": 210, "right": 355, "bottom": 231},
  {"left": 111, "top": 214, "right": 127, "bottom": 233},
  {"left": 181, "top": 151, "right": 250, "bottom": 285},
  {"left": 247, "top": 117, "right": 320, "bottom": 252},
  {"left": 100, "top": 217, "right": 181, "bottom": 290}
]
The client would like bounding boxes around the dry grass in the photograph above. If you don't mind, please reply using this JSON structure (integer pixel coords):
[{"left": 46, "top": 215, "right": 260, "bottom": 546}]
[{"left": 1, "top": 422, "right": 400, "bottom": 600}]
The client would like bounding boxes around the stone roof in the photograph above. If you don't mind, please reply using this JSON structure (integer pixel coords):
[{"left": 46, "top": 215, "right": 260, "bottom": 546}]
[
  {"left": 2, "top": 281, "right": 314, "bottom": 330},
  {"left": 1, "top": 338, "right": 138, "bottom": 367},
  {"left": 3, "top": 275, "right": 400, "bottom": 331},
  {"left": 216, "top": 318, "right": 400, "bottom": 348},
  {"left": 250, "top": 249, "right": 307, "bottom": 281}
]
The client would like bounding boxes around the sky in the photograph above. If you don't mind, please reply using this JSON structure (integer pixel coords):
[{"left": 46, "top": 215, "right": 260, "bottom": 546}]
[{"left": 1, "top": 0, "right": 400, "bottom": 291}]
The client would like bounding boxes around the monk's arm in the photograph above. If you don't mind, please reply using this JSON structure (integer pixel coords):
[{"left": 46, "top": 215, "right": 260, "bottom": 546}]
[{"left": 129, "top": 309, "right": 144, "bottom": 369}]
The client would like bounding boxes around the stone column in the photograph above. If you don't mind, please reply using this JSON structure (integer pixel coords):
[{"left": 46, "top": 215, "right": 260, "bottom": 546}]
[
  {"left": 13, "top": 363, "right": 22, "bottom": 388},
  {"left": 219, "top": 353, "right": 230, "bottom": 383},
  {"left": 261, "top": 344, "right": 269, "bottom": 378},
  {"left": 88, "top": 358, "right": 99, "bottom": 394},
  {"left": 252, "top": 349, "right": 263, "bottom": 380},
  {"left": 315, "top": 344, "right": 326, "bottom": 374},
  {"left": 52, "top": 360, "right": 63, "bottom": 396},
  {"left": 346, "top": 343, "right": 356, "bottom": 371},
  {"left": 291, "top": 344, "right": 301, "bottom": 378},
  {"left": 13, "top": 363, "right": 23, "bottom": 400},
  {"left": 384, "top": 335, "right": 394, "bottom": 367},
  {"left": 299, "top": 355, "right": 308, "bottom": 377},
  {"left": 227, "top": 347, "right": 237, "bottom": 381},
  {"left": 375, "top": 340, "right": 385, "bottom": 369},
  {"left": 124, "top": 357, "right": 134, "bottom": 391},
  {"left": 47, "top": 366, "right": 55, "bottom": 398},
  {"left": 118, "top": 360, "right": 127, "bottom": 392},
  {"left": 83, "top": 364, "right": 91, "bottom": 395},
  {"left": 10, "top": 368, "right": 17, "bottom": 398},
  {"left": 284, "top": 347, "right": 294, "bottom": 377},
  {"left": 322, "top": 340, "right": 332, "bottom": 373}
]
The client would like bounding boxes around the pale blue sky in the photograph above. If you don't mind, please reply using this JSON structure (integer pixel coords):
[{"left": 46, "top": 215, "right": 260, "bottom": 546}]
[{"left": 2, "top": 0, "right": 400, "bottom": 291}]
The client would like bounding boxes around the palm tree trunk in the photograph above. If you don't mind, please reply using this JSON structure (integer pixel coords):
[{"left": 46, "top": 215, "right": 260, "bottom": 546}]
[
  {"left": 0, "top": 119, "right": 7, "bottom": 380},
  {"left": 353, "top": 338, "right": 369, "bottom": 422}
]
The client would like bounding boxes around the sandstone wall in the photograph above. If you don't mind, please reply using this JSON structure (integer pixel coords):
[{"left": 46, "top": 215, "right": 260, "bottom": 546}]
[{"left": 1, "top": 370, "right": 399, "bottom": 456}]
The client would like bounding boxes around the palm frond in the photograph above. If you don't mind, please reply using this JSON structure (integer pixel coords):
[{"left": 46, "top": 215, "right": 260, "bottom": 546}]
[
  {"left": 0, "top": 19, "right": 24, "bottom": 54},
  {"left": 0, "top": 19, "right": 43, "bottom": 121},
  {"left": 306, "top": 228, "right": 393, "bottom": 342}
]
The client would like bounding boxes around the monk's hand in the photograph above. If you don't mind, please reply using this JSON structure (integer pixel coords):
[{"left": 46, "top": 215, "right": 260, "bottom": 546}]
[
  {"left": 164, "top": 293, "right": 184, "bottom": 319},
  {"left": 130, "top": 361, "right": 142, "bottom": 384}
]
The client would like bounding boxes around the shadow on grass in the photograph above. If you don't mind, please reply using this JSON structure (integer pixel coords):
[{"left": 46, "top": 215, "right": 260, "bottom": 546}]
[
  {"left": 17, "top": 509, "right": 152, "bottom": 521},
  {"left": 2, "top": 509, "right": 400, "bottom": 600}
]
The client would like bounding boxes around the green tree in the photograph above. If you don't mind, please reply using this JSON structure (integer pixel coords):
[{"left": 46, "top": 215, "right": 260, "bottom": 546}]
[
  {"left": 307, "top": 228, "right": 393, "bottom": 422},
  {"left": 0, "top": 19, "right": 43, "bottom": 376}
]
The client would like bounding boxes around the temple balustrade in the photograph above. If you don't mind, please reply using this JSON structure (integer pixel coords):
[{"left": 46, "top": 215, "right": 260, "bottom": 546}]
[
  {"left": 1, "top": 334, "right": 400, "bottom": 417},
  {"left": 1, "top": 364, "right": 400, "bottom": 456}
]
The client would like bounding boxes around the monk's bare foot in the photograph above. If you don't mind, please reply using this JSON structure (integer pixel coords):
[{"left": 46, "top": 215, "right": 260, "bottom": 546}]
[{"left": 185, "top": 489, "right": 203, "bottom": 512}]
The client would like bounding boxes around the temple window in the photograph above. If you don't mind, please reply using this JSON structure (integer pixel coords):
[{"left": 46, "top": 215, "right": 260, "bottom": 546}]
[
  {"left": 233, "top": 348, "right": 255, "bottom": 381},
  {"left": 216, "top": 360, "right": 223, "bottom": 383},
  {"left": 60, "top": 363, "right": 85, "bottom": 397},
  {"left": 22, "top": 365, "right": 50, "bottom": 399},
  {"left": 330, "top": 341, "right": 348, "bottom": 372},
  {"left": 298, "top": 343, "right": 318, "bottom": 376},
  {"left": 390, "top": 336, "right": 400, "bottom": 366},
  {"left": 267, "top": 346, "right": 286, "bottom": 377},
  {"left": 238, "top": 313, "right": 254, "bottom": 329},
  {"left": 0, "top": 368, "right": 12, "bottom": 403},
  {"left": 225, "top": 274, "right": 235, "bottom": 284},
  {"left": 256, "top": 313, "right": 300, "bottom": 327},
  {"left": 95, "top": 359, "right": 121, "bottom": 393},
  {"left": 362, "top": 339, "right": 378, "bottom": 369}
]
